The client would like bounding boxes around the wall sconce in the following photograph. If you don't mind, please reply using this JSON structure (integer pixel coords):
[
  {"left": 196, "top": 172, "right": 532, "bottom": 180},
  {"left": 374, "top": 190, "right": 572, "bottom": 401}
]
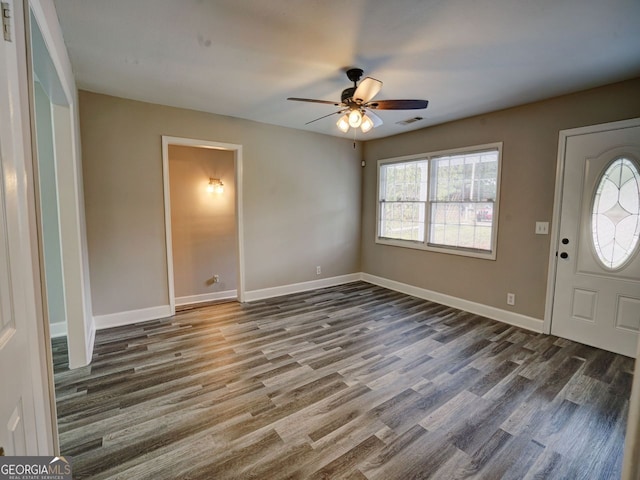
[{"left": 207, "top": 178, "right": 224, "bottom": 194}]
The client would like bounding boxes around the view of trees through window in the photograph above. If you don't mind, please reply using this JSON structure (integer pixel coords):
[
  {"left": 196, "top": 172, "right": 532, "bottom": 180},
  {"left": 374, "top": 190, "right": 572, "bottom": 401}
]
[
  {"left": 379, "top": 160, "right": 428, "bottom": 241},
  {"left": 430, "top": 151, "right": 498, "bottom": 251},
  {"left": 378, "top": 146, "right": 500, "bottom": 256}
]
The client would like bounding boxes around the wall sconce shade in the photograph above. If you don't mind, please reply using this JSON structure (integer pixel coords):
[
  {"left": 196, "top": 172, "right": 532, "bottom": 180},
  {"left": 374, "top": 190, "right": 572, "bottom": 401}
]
[{"left": 208, "top": 178, "right": 224, "bottom": 194}]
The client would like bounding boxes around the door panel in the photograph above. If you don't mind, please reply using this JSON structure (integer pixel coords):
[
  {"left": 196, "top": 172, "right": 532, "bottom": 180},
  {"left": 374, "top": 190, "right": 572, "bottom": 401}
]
[
  {"left": 5, "top": 401, "right": 27, "bottom": 456},
  {"left": 552, "top": 120, "right": 640, "bottom": 357},
  {"left": 0, "top": 0, "right": 46, "bottom": 454}
]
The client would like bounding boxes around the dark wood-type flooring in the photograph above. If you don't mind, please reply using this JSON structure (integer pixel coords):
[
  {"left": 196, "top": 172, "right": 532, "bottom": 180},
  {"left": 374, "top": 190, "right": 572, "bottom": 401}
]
[{"left": 53, "top": 282, "right": 634, "bottom": 479}]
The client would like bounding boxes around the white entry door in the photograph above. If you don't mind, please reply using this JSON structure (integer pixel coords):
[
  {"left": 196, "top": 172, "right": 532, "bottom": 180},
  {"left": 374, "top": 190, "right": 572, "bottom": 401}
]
[
  {"left": 0, "top": 0, "right": 50, "bottom": 454},
  {"left": 552, "top": 118, "right": 640, "bottom": 357}
]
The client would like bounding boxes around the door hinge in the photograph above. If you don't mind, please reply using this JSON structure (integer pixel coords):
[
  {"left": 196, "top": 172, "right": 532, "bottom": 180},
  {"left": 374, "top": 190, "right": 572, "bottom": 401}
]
[{"left": 2, "top": 2, "right": 11, "bottom": 42}]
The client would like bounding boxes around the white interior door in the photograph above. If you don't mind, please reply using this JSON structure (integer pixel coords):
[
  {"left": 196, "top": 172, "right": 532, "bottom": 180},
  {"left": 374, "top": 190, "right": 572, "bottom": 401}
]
[
  {"left": 552, "top": 119, "right": 640, "bottom": 357},
  {"left": 0, "top": 0, "right": 50, "bottom": 455}
]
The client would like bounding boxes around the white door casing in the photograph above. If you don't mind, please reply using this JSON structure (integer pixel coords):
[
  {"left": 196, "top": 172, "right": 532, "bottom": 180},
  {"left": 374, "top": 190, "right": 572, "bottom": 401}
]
[
  {"left": 161, "top": 136, "right": 246, "bottom": 314},
  {"left": 550, "top": 119, "right": 640, "bottom": 357},
  {"left": 0, "top": 0, "right": 52, "bottom": 454}
]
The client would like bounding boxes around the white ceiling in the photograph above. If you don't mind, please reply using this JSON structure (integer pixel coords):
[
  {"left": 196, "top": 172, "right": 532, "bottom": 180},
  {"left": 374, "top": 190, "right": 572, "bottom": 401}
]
[{"left": 52, "top": 0, "right": 640, "bottom": 140}]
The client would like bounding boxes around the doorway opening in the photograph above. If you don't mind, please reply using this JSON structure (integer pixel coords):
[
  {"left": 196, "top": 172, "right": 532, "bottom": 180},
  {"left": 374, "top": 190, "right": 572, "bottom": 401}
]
[
  {"left": 162, "top": 136, "right": 245, "bottom": 314},
  {"left": 28, "top": 7, "right": 93, "bottom": 366}
]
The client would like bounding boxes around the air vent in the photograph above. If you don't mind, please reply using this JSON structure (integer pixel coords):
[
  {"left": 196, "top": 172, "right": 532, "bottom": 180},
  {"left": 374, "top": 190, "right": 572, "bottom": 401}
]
[{"left": 396, "top": 116, "right": 424, "bottom": 126}]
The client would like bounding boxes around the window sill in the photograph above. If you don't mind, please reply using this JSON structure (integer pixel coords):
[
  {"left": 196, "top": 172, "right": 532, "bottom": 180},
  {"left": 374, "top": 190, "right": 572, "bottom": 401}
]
[{"left": 375, "top": 237, "right": 497, "bottom": 261}]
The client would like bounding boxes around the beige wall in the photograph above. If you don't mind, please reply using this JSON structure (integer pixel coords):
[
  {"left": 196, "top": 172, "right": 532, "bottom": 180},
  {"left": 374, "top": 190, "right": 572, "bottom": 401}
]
[
  {"left": 362, "top": 78, "right": 640, "bottom": 319},
  {"left": 168, "top": 145, "right": 237, "bottom": 297},
  {"left": 80, "top": 91, "right": 362, "bottom": 316},
  {"left": 81, "top": 78, "right": 640, "bottom": 319}
]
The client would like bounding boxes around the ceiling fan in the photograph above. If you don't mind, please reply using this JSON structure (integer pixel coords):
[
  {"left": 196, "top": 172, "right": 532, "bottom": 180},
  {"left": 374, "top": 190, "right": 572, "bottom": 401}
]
[{"left": 287, "top": 68, "right": 429, "bottom": 134}]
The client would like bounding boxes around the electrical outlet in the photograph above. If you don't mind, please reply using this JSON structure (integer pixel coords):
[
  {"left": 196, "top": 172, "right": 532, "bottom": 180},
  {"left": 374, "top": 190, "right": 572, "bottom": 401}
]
[
  {"left": 214, "top": 275, "right": 220, "bottom": 283},
  {"left": 316, "top": 266, "right": 321, "bottom": 275},
  {"left": 507, "top": 293, "right": 516, "bottom": 306}
]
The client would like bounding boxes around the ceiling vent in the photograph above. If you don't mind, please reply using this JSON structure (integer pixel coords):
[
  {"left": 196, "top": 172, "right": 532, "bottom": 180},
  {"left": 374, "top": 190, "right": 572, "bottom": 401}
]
[{"left": 396, "top": 116, "right": 424, "bottom": 126}]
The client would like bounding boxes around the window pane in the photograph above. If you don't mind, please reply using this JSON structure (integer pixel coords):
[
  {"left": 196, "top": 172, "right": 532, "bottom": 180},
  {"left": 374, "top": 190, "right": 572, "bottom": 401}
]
[
  {"left": 380, "top": 160, "right": 428, "bottom": 201},
  {"left": 429, "top": 202, "right": 494, "bottom": 251},
  {"left": 429, "top": 149, "right": 498, "bottom": 252},
  {"left": 379, "top": 159, "right": 427, "bottom": 241},
  {"left": 380, "top": 201, "right": 425, "bottom": 241},
  {"left": 431, "top": 150, "right": 498, "bottom": 202}
]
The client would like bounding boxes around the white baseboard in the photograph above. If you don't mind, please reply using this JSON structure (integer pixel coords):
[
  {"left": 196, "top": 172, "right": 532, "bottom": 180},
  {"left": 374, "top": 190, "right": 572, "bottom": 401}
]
[
  {"left": 91, "top": 273, "right": 542, "bottom": 334},
  {"left": 361, "top": 273, "right": 544, "bottom": 333},
  {"left": 244, "top": 273, "right": 362, "bottom": 302},
  {"left": 49, "top": 322, "right": 67, "bottom": 338},
  {"left": 176, "top": 290, "right": 237, "bottom": 306},
  {"left": 94, "top": 305, "right": 172, "bottom": 330}
]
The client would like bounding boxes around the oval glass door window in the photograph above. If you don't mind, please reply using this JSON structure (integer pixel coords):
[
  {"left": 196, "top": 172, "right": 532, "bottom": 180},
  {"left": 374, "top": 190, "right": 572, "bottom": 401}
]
[{"left": 592, "top": 157, "right": 640, "bottom": 269}]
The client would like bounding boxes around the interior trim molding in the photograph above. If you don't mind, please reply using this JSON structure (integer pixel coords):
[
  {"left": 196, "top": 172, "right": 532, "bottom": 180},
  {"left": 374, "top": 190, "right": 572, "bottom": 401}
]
[
  {"left": 161, "top": 136, "right": 246, "bottom": 317},
  {"left": 244, "top": 273, "right": 362, "bottom": 302},
  {"left": 86, "top": 320, "right": 96, "bottom": 365},
  {"left": 361, "top": 273, "right": 544, "bottom": 333},
  {"left": 175, "top": 290, "right": 238, "bottom": 306},
  {"left": 94, "top": 305, "right": 172, "bottom": 330},
  {"left": 49, "top": 322, "right": 67, "bottom": 339}
]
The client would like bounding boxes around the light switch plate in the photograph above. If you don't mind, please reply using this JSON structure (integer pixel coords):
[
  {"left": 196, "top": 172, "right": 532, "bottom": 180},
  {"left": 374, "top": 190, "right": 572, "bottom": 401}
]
[{"left": 535, "top": 222, "right": 549, "bottom": 235}]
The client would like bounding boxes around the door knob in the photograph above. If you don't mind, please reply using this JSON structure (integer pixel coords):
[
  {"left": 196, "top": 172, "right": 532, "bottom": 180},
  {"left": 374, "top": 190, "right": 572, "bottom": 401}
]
[
  {"left": 560, "top": 252, "right": 569, "bottom": 259},
  {"left": 562, "top": 238, "right": 569, "bottom": 245}
]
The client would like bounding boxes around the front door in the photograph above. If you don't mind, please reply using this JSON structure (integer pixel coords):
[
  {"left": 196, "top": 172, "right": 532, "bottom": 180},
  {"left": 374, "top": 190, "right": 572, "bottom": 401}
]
[{"left": 551, "top": 118, "right": 640, "bottom": 357}]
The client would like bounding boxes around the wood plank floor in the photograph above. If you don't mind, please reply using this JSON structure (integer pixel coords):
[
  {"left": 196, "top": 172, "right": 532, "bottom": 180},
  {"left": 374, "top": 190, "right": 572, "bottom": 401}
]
[{"left": 52, "top": 282, "right": 634, "bottom": 479}]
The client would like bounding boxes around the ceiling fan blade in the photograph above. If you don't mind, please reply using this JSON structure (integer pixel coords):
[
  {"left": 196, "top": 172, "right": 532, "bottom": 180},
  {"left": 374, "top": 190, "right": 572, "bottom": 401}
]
[
  {"left": 288, "top": 97, "right": 341, "bottom": 106},
  {"left": 304, "top": 109, "right": 347, "bottom": 125},
  {"left": 353, "top": 77, "right": 383, "bottom": 103},
  {"left": 364, "top": 110, "right": 383, "bottom": 128},
  {"left": 367, "top": 99, "right": 429, "bottom": 110}
]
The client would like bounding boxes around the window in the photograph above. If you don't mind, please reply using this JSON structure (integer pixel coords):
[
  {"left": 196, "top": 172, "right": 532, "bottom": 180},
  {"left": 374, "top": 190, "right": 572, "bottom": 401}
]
[{"left": 377, "top": 143, "right": 502, "bottom": 259}]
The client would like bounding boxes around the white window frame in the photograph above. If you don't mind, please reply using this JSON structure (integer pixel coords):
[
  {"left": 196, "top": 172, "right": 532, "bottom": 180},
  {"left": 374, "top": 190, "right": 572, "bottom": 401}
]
[{"left": 376, "top": 142, "right": 503, "bottom": 260}]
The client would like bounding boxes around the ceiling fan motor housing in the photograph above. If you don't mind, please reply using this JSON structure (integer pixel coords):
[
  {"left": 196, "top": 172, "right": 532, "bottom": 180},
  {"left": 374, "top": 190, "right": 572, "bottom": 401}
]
[{"left": 341, "top": 87, "right": 357, "bottom": 104}]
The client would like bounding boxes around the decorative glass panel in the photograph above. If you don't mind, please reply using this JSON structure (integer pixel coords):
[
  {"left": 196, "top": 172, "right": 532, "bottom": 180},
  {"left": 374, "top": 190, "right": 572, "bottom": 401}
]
[{"left": 592, "top": 158, "right": 640, "bottom": 269}]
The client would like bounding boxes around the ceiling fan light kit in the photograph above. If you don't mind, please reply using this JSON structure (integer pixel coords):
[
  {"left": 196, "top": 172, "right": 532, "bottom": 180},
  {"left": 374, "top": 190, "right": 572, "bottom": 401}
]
[
  {"left": 337, "top": 115, "right": 350, "bottom": 133},
  {"left": 360, "top": 115, "right": 375, "bottom": 133},
  {"left": 288, "top": 68, "right": 428, "bottom": 134},
  {"left": 348, "top": 110, "right": 363, "bottom": 128}
]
